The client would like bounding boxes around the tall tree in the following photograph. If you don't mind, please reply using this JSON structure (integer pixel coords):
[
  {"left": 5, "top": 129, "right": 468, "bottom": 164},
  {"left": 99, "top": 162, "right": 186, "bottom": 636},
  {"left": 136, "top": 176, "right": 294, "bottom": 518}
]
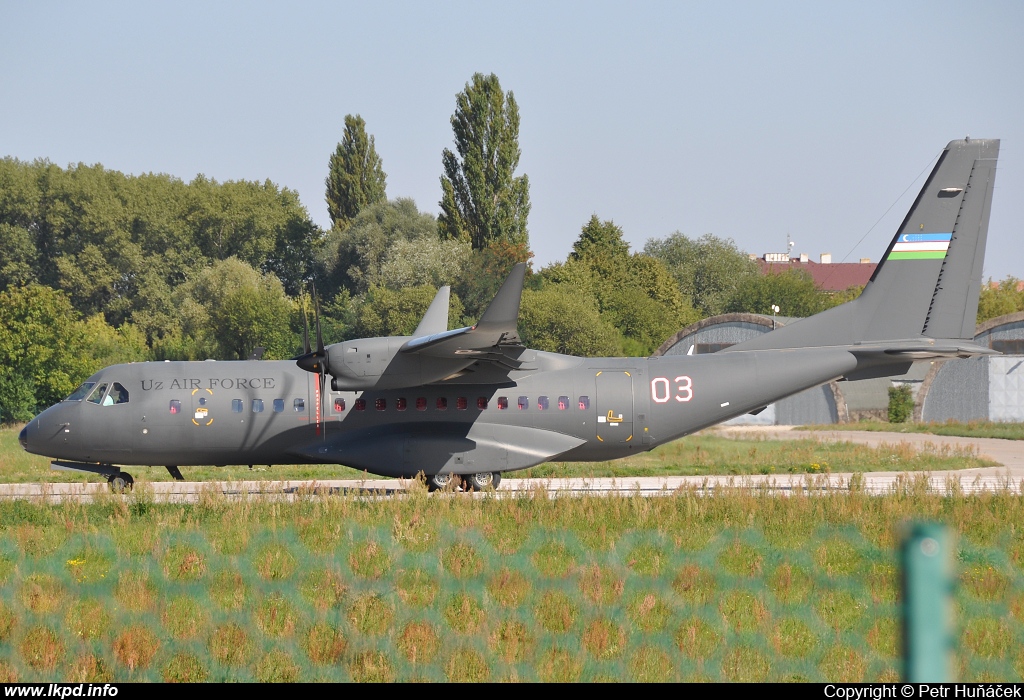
[
  {"left": 439, "top": 73, "right": 530, "bottom": 251},
  {"left": 644, "top": 232, "right": 759, "bottom": 318},
  {"left": 325, "top": 115, "right": 387, "bottom": 230}
]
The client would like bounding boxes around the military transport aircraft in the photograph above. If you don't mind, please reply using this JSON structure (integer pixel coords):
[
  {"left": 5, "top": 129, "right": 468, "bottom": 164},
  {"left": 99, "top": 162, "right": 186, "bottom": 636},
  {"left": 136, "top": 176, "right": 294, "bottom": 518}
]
[{"left": 20, "top": 138, "right": 1001, "bottom": 491}]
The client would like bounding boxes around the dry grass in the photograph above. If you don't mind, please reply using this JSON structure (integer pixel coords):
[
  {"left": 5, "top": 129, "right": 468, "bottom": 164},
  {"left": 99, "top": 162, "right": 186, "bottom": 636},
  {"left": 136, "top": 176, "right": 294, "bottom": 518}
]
[
  {"left": 0, "top": 484, "right": 1022, "bottom": 681},
  {"left": 397, "top": 621, "right": 439, "bottom": 664},
  {"left": 112, "top": 625, "right": 159, "bottom": 672}
]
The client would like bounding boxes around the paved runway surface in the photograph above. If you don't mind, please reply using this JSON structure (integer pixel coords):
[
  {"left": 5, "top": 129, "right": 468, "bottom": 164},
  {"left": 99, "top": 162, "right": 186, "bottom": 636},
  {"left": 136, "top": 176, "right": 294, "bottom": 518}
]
[{"left": 4, "top": 427, "right": 1022, "bottom": 502}]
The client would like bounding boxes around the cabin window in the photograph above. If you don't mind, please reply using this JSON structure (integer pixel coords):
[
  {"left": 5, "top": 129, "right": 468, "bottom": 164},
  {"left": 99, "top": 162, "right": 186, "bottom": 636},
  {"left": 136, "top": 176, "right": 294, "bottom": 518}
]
[
  {"left": 456, "top": 397, "right": 468, "bottom": 410},
  {"left": 558, "top": 396, "right": 569, "bottom": 410},
  {"left": 436, "top": 397, "right": 448, "bottom": 411},
  {"left": 86, "top": 383, "right": 109, "bottom": 405},
  {"left": 252, "top": 399, "right": 264, "bottom": 413},
  {"left": 497, "top": 397, "right": 508, "bottom": 410},
  {"left": 375, "top": 398, "right": 386, "bottom": 411},
  {"left": 109, "top": 383, "right": 129, "bottom": 404},
  {"left": 518, "top": 396, "right": 529, "bottom": 410},
  {"left": 477, "top": 397, "right": 488, "bottom": 410},
  {"left": 169, "top": 399, "right": 182, "bottom": 414},
  {"left": 198, "top": 396, "right": 208, "bottom": 407},
  {"left": 273, "top": 399, "right": 285, "bottom": 412},
  {"left": 333, "top": 398, "right": 346, "bottom": 412},
  {"left": 578, "top": 396, "right": 590, "bottom": 410},
  {"left": 66, "top": 382, "right": 95, "bottom": 402},
  {"left": 396, "top": 397, "right": 407, "bottom": 411},
  {"left": 293, "top": 398, "right": 305, "bottom": 412},
  {"left": 354, "top": 398, "right": 366, "bottom": 411},
  {"left": 416, "top": 397, "right": 427, "bottom": 411},
  {"left": 232, "top": 399, "right": 243, "bottom": 413},
  {"left": 538, "top": 396, "right": 549, "bottom": 410}
]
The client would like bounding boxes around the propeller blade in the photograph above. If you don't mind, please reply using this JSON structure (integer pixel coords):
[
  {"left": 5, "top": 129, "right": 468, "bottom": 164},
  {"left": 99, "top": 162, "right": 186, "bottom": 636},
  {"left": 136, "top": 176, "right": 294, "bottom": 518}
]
[
  {"left": 312, "top": 282, "right": 324, "bottom": 356},
  {"left": 296, "top": 285, "right": 328, "bottom": 376},
  {"left": 302, "top": 296, "right": 311, "bottom": 356}
]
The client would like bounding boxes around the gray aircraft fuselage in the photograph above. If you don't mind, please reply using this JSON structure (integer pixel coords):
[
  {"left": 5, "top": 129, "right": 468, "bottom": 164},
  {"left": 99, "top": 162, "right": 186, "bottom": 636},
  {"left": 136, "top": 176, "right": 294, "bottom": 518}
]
[
  {"left": 20, "top": 345, "right": 855, "bottom": 477},
  {"left": 19, "top": 138, "right": 1002, "bottom": 486}
]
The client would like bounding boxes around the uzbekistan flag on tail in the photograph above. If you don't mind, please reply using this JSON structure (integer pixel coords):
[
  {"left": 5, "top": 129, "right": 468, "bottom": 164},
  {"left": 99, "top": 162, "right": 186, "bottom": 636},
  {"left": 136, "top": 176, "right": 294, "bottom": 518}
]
[{"left": 887, "top": 233, "right": 952, "bottom": 260}]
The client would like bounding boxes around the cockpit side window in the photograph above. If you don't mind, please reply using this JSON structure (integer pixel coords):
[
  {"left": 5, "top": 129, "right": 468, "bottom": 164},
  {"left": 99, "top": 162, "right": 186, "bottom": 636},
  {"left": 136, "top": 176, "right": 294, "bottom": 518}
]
[
  {"left": 65, "top": 382, "right": 96, "bottom": 402},
  {"left": 110, "top": 383, "right": 129, "bottom": 405},
  {"left": 86, "top": 383, "right": 109, "bottom": 405}
]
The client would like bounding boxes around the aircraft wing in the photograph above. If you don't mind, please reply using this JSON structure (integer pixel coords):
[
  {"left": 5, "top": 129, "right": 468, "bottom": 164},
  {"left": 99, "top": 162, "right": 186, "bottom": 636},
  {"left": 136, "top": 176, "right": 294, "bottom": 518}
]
[{"left": 400, "top": 263, "right": 528, "bottom": 367}]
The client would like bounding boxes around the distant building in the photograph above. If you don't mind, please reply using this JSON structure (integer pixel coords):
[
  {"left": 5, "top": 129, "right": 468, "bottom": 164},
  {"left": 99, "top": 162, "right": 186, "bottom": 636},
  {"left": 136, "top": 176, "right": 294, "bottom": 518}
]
[{"left": 752, "top": 251, "right": 876, "bottom": 292}]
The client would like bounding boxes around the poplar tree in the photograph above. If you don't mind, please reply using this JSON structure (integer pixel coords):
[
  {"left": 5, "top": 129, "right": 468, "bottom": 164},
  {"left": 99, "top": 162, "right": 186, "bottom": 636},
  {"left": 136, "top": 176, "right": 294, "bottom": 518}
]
[
  {"left": 439, "top": 73, "right": 530, "bottom": 250},
  {"left": 325, "top": 115, "right": 387, "bottom": 230}
]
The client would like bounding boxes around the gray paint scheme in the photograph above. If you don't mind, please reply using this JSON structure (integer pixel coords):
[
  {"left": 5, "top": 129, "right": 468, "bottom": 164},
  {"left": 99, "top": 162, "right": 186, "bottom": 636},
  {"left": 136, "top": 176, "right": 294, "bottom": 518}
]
[{"left": 20, "top": 139, "right": 1002, "bottom": 482}]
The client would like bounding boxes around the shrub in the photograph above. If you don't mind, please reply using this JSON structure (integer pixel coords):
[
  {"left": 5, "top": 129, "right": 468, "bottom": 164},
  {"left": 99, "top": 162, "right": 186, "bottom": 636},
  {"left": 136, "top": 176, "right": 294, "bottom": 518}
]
[{"left": 888, "top": 384, "right": 914, "bottom": 423}]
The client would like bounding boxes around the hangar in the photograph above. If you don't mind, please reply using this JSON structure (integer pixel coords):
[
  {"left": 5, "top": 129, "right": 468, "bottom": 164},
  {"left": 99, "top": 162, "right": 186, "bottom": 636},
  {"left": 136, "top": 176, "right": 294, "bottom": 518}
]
[
  {"left": 652, "top": 311, "right": 1021, "bottom": 425},
  {"left": 919, "top": 312, "right": 1024, "bottom": 423}
]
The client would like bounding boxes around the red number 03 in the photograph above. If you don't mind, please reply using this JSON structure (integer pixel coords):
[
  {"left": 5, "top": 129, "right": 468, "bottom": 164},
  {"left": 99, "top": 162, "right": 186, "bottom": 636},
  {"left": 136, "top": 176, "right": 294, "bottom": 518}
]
[{"left": 651, "top": 376, "right": 694, "bottom": 403}]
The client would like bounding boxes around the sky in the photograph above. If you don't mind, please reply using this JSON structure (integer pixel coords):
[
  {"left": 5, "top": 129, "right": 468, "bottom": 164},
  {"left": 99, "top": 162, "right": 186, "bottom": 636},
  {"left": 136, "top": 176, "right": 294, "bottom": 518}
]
[{"left": 3, "top": 1, "right": 1023, "bottom": 281}]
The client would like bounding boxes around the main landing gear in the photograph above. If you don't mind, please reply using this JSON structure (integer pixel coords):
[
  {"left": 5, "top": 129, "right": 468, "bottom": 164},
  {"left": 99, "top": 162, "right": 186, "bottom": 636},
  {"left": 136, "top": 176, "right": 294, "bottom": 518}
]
[{"left": 427, "top": 472, "right": 502, "bottom": 492}]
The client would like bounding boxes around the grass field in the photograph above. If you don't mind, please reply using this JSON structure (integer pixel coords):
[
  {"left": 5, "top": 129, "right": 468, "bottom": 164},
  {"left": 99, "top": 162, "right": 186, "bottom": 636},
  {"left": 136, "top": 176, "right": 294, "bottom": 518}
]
[
  {"left": 801, "top": 420, "right": 1024, "bottom": 441},
  {"left": 0, "top": 485, "right": 1022, "bottom": 682},
  {"left": 0, "top": 425, "right": 995, "bottom": 484}
]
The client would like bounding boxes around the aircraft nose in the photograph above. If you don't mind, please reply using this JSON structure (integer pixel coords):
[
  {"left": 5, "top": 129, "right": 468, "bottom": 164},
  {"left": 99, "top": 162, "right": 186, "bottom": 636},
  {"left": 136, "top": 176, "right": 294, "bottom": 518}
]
[{"left": 19, "top": 423, "right": 30, "bottom": 451}]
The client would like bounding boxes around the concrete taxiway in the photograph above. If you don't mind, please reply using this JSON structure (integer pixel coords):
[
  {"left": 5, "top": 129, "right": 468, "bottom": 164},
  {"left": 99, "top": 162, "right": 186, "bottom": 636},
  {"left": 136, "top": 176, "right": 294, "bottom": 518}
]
[{"left": 2, "top": 427, "right": 1022, "bottom": 502}]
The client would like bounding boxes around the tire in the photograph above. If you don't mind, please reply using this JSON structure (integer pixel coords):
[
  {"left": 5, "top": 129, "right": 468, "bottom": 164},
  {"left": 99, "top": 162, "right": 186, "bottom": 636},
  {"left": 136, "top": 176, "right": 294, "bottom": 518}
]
[
  {"left": 108, "top": 473, "right": 134, "bottom": 493},
  {"left": 427, "top": 473, "right": 458, "bottom": 492},
  {"left": 465, "top": 472, "right": 501, "bottom": 491}
]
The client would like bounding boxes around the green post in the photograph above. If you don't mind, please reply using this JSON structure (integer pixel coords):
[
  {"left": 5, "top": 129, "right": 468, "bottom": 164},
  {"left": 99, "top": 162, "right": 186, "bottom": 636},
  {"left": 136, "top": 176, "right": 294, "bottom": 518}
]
[{"left": 901, "top": 522, "right": 954, "bottom": 682}]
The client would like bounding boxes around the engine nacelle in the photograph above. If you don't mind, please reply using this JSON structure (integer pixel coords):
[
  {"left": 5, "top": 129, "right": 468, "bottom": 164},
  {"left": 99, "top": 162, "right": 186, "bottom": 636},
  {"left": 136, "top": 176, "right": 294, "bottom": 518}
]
[{"left": 326, "top": 337, "right": 472, "bottom": 391}]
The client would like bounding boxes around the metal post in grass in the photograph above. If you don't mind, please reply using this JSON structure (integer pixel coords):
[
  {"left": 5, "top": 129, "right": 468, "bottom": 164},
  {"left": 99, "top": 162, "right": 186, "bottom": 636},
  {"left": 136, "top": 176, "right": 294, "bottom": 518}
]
[{"left": 901, "top": 522, "right": 954, "bottom": 682}]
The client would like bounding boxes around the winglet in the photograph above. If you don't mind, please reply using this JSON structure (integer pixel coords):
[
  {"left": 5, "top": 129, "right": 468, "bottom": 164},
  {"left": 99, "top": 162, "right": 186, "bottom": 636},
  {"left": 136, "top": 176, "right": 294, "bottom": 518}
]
[
  {"left": 412, "top": 286, "right": 451, "bottom": 337},
  {"left": 477, "top": 263, "right": 527, "bottom": 336}
]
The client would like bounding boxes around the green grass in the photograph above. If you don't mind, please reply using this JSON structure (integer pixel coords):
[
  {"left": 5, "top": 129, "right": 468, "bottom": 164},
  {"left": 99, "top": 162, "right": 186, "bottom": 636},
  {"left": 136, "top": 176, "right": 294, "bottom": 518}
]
[
  {"left": 1, "top": 423, "right": 998, "bottom": 485},
  {"left": 800, "top": 420, "right": 1024, "bottom": 441},
  {"left": 0, "top": 486, "right": 1020, "bottom": 681},
  {"left": 525, "top": 434, "right": 993, "bottom": 478}
]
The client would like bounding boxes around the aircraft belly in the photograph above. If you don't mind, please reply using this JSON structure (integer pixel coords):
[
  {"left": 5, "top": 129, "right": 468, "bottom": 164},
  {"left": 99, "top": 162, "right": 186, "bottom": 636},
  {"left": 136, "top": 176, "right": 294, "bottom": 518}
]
[{"left": 293, "top": 422, "right": 585, "bottom": 478}]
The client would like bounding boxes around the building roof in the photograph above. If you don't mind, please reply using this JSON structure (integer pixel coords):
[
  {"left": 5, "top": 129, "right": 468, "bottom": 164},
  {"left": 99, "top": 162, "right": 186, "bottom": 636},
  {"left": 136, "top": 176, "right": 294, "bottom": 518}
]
[{"left": 756, "top": 257, "right": 877, "bottom": 292}]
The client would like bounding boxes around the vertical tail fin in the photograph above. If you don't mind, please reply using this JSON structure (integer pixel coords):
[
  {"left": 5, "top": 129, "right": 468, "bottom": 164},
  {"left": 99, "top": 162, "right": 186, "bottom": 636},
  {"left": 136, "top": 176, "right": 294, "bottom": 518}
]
[
  {"left": 728, "top": 138, "right": 999, "bottom": 352},
  {"left": 861, "top": 138, "right": 999, "bottom": 341}
]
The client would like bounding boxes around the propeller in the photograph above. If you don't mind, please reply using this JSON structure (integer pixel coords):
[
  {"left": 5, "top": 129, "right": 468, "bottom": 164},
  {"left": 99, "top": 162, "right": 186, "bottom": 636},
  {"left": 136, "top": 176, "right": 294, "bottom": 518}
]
[{"left": 295, "top": 284, "right": 328, "bottom": 436}]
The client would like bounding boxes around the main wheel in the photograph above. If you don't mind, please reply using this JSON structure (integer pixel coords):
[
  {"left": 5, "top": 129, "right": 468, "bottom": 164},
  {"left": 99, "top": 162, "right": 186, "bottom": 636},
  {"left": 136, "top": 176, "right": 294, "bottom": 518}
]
[
  {"left": 464, "top": 472, "right": 501, "bottom": 491},
  {"left": 427, "top": 473, "right": 459, "bottom": 492},
  {"left": 108, "top": 473, "right": 134, "bottom": 493}
]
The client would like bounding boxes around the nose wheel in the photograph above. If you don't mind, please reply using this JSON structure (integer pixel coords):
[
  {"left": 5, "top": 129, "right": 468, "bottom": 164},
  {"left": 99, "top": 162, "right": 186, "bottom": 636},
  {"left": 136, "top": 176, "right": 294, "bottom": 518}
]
[{"left": 107, "top": 472, "right": 134, "bottom": 493}]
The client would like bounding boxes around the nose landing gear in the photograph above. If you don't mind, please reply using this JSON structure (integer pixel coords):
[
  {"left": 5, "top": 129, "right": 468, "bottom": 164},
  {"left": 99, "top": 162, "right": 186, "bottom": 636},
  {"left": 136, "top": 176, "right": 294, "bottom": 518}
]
[{"left": 107, "top": 472, "right": 134, "bottom": 493}]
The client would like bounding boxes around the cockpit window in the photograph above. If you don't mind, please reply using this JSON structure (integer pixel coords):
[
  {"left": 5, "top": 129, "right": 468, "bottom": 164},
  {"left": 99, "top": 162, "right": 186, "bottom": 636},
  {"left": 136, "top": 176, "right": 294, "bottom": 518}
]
[
  {"left": 65, "top": 382, "right": 96, "bottom": 402},
  {"left": 109, "top": 383, "right": 129, "bottom": 405},
  {"left": 86, "top": 383, "right": 109, "bottom": 405}
]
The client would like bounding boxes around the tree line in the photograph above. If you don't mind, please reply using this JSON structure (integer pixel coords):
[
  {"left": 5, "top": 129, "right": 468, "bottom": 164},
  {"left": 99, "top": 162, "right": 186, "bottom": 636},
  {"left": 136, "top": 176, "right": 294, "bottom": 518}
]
[{"left": 5, "top": 71, "right": 1012, "bottom": 423}]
